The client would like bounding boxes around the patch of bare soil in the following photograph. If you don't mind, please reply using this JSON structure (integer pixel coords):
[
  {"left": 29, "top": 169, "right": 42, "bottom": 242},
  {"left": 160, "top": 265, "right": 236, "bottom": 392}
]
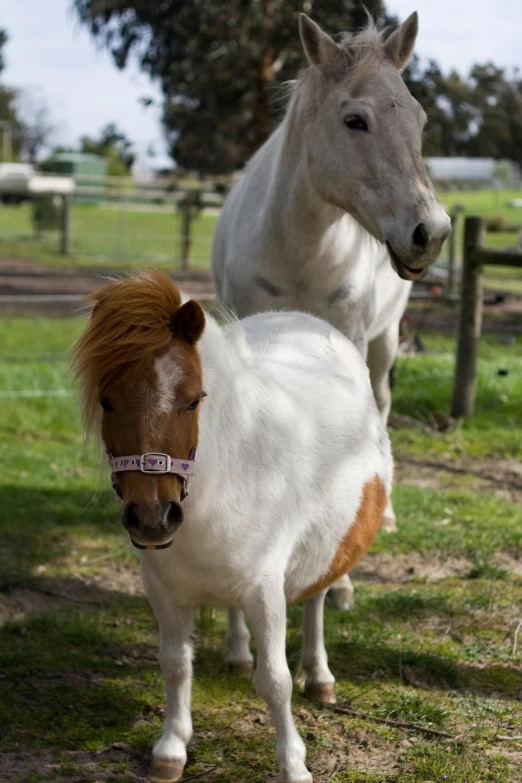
[
  {"left": 0, "top": 744, "right": 149, "bottom": 783},
  {"left": 0, "top": 565, "right": 143, "bottom": 625},
  {"left": 394, "top": 451, "right": 522, "bottom": 503},
  {"left": 351, "top": 552, "right": 472, "bottom": 585},
  {"left": 353, "top": 550, "right": 522, "bottom": 586}
]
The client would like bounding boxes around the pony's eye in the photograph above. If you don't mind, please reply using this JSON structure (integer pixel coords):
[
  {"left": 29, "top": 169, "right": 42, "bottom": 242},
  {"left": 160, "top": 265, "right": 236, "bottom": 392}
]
[
  {"left": 100, "top": 397, "right": 114, "bottom": 413},
  {"left": 344, "top": 115, "right": 369, "bottom": 132},
  {"left": 187, "top": 400, "right": 200, "bottom": 411}
]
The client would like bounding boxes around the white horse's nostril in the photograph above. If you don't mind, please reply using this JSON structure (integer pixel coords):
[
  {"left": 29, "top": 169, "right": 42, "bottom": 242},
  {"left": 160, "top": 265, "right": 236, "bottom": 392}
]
[{"left": 412, "top": 222, "right": 429, "bottom": 251}]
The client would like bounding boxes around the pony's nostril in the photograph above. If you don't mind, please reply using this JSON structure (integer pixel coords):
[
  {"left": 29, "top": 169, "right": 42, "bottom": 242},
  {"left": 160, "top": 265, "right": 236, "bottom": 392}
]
[
  {"left": 123, "top": 502, "right": 141, "bottom": 532},
  {"left": 166, "top": 501, "right": 184, "bottom": 532},
  {"left": 412, "top": 222, "right": 429, "bottom": 251}
]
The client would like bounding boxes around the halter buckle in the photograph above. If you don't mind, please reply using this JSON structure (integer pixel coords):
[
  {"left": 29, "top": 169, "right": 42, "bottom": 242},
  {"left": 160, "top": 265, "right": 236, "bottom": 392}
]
[{"left": 140, "top": 453, "right": 172, "bottom": 474}]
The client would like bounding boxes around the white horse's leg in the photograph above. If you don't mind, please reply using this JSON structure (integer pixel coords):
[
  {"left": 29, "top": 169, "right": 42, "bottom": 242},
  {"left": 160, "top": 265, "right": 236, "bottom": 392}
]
[
  {"left": 245, "top": 584, "right": 312, "bottom": 783},
  {"left": 226, "top": 608, "right": 254, "bottom": 675},
  {"left": 367, "top": 324, "right": 400, "bottom": 533},
  {"left": 298, "top": 589, "right": 335, "bottom": 703},
  {"left": 145, "top": 588, "right": 195, "bottom": 783},
  {"left": 326, "top": 573, "right": 355, "bottom": 610}
]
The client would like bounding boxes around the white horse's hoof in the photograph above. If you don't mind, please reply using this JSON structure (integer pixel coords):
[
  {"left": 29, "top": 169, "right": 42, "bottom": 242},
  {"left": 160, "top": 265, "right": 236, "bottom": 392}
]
[
  {"left": 327, "top": 586, "right": 354, "bottom": 611},
  {"left": 380, "top": 511, "right": 398, "bottom": 533},
  {"left": 278, "top": 768, "right": 313, "bottom": 783},
  {"left": 227, "top": 660, "right": 254, "bottom": 677},
  {"left": 304, "top": 681, "right": 336, "bottom": 704},
  {"left": 147, "top": 757, "right": 185, "bottom": 783}
]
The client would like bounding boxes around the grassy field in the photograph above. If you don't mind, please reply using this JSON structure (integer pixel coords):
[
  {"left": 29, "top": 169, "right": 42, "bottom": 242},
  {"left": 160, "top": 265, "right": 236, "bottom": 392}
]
[
  {"left": 1, "top": 316, "right": 522, "bottom": 782},
  {"left": 0, "top": 202, "right": 216, "bottom": 269},
  {"left": 1, "top": 190, "right": 522, "bottom": 288}
]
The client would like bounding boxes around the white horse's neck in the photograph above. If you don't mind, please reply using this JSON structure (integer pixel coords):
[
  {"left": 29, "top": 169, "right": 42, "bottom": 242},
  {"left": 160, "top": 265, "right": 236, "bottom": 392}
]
[{"left": 261, "top": 85, "right": 373, "bottom": 270}]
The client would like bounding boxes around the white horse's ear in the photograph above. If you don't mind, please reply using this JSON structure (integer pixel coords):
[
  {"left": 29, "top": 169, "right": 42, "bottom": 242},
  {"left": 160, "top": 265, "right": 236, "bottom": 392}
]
[
  {"left": 171, "top": 300, "right": 205, "bottom": 345},
  {"left": 299, "top": 14, "right": 343, "bottom": 75},
  {"left": 383, "top": 11, "right": 418, "bottom": 71}
]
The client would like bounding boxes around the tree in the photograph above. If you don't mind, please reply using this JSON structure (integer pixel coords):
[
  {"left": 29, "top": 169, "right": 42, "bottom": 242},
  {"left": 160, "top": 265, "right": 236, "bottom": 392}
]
[
  {"left": 465, "top": 64, "right": 522, "bottom": 168},
  {"left": 80, "top": 123, "right": 135, "bottom": 175},
  {"left": 15, "top": 88, "right": 56, "bottom": 162},
  {"left": 0, "top": 29, "right": 24, "bottom": 160},
  {"left": 73, "top": 0, "right": 396, "bottom": 174}
]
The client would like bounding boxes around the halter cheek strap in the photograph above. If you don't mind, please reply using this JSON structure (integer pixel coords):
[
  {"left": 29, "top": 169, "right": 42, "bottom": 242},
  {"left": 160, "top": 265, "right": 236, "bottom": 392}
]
[{"left": 106, "top": 449, "right": 196, "bottom": 501}]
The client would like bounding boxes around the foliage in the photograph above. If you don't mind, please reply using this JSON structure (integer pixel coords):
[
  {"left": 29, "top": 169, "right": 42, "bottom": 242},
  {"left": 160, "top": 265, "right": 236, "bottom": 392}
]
[
  {"left": 14, "top": 87, "right": 56, "bottom": 162},
  {"left": 32, "top": 196, "right": 60, "bottom": 235},
  {"left": 485, "top": 212, "right": 508, "bottom": 232},
  {"left": 72, "top": 0, "right": 395, "bottom": 175},
  {"left": 0, "top": 29, "right": 24, "bottom": 160},
  {"left": 79, "top": 122, "right": 135, "bottom": 176},
  {"left": 404, "top": 57, "right": 522, "bottom": 169}
]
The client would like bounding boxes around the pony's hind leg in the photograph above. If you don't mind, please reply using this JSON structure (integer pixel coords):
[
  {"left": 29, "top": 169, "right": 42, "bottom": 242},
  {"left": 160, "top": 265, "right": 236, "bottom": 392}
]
[
  {"left": 245, "top": 582, "right": 312, "bottom": 783},
  {"left": 298, "top": 589, "right": 335, "bottom": 703},
  {"left": 367, "top": 324, "right": 400, "bottom": 533},
  {"left": 226, "top": 608, "right": 254, "bottom": 675},
  {"left": 144, "top": 586, "right": 195, "bottom": 783}
]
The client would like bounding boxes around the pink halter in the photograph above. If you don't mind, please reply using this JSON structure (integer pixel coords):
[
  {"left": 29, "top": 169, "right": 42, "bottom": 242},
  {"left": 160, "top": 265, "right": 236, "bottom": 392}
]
[{"left": 106, "top": 449, "right": 196, "bottom": 500}]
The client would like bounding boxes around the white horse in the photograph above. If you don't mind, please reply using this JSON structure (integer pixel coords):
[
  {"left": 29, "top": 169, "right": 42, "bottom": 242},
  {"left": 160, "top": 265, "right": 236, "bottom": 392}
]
[
  {"left": 74, "top": 270, "right": 393, "bottom": 783},
  {"left": 212, "top": 12, "right": 450, "bottom": 607}
]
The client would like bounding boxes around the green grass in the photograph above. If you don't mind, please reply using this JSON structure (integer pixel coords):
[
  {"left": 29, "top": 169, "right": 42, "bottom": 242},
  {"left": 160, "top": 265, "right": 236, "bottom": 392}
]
[
  {"left": 0, "top": 202, "right": 217, "bottom": 268},
  {"left": 1, "top": 318, "right": 522, "bottom": 782}
]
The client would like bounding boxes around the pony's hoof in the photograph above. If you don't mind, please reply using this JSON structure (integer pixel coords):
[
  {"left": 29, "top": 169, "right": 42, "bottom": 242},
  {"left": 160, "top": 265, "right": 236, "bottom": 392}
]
[
  {"left": 228, "top": 660, "right": 254, "bottom": 677},
  {"left": 304, "top": 682, "right": 336, "bottom": 704},
  {"left": 147, "top": 758, "right": 185, "bottom": 783}
]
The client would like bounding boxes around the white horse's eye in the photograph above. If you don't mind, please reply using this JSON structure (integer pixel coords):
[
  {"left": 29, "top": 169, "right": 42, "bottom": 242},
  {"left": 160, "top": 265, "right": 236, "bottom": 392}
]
[{"left": 344, "top": 115, "right": 369, "bottom": 132}]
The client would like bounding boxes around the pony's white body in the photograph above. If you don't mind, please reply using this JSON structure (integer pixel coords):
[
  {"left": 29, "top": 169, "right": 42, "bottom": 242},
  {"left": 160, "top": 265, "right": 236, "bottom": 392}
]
[
  {"left": 143, "top": 311, "right": 391, "bottom": 606},
  {"left": 140, "top": 309, "right": 392, "bottom": 782}
]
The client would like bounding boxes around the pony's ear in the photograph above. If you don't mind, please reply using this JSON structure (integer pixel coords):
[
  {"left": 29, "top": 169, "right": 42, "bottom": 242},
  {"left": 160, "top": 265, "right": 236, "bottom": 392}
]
[
  {"left": 171, "top": 300, "right": 205, "bottom": 346},
  {"left": 383, "top": 11, "right": 418, "bottom": 71},
  {"left": 299, "top": 14, "right": 344, "bottom": 76}
]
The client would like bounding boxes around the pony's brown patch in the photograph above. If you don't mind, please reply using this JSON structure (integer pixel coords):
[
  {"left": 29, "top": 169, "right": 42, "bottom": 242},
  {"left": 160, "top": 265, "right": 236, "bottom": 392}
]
[
  {"left": 73, "top": 269, "right": 191, "bottom": 434},
  {"left": 295, "top": 475, "right": 387, "bottom": 603}
]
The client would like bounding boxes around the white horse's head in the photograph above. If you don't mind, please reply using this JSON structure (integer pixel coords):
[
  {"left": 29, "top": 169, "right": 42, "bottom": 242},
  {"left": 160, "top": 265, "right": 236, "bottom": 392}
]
[{"left": 298, "top": 12, "right": 450, "bottom": 281}]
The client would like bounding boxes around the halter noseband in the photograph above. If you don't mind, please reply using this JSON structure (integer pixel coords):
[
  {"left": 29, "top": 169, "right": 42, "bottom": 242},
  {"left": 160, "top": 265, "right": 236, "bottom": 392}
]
[{"left": 106, "top": 449, "right": 196, "bottom": 501}]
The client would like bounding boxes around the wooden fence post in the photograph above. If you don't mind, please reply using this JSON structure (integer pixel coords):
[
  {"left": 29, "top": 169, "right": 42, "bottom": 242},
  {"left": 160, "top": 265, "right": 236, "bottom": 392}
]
[
  {"left": 61, "top": 194, "right": 72, "bottom": 256},
  {"left": 451, "top": 217, "right": 484, "bottom": 418},
  {"left": 179, "top": 202, "right": 192, "bottom": 271}
]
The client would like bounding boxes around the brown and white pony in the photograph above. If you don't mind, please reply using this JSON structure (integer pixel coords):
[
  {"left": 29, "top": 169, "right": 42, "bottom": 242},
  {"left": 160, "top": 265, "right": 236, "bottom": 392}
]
[{"left": 74, "top": 269, "right": 393, "bottom": 783}]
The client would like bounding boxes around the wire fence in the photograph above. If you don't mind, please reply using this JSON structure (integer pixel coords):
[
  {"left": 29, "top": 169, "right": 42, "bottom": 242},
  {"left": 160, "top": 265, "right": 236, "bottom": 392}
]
[{"left": 0, "top": 174, "right": 228, "bottom": 267}]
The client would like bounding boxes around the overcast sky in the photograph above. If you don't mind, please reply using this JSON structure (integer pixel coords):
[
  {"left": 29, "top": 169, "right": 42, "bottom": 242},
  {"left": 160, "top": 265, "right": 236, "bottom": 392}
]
[{"left": 1, "top": 0, "right": 521, "bottom": 169}]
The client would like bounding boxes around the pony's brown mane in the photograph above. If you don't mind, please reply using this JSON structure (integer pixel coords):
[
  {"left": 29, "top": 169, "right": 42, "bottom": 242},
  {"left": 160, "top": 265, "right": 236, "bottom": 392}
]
[{"left": 73, "top": 268, "right": 183, "bottom": 434}]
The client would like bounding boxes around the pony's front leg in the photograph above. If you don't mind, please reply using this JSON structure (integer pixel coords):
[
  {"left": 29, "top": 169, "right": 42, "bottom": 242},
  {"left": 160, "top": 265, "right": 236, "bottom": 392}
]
[
  {"left": 226, "top": 608, "right": 254, "bottom": 675},
  {"left": 299, "top": 590, "right": 336, "bottom": 704},
  {"left": 145, "top": 590, "right": 195, "bottom": 783},
  {"left": 245, "top": 583, "right": 312, "bottom": 783}
]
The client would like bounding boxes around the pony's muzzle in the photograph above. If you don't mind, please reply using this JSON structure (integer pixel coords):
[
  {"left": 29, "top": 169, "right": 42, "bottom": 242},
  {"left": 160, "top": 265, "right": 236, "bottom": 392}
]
[{"left": 122, "top": 500, "right": 184, "bottom": 548}]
